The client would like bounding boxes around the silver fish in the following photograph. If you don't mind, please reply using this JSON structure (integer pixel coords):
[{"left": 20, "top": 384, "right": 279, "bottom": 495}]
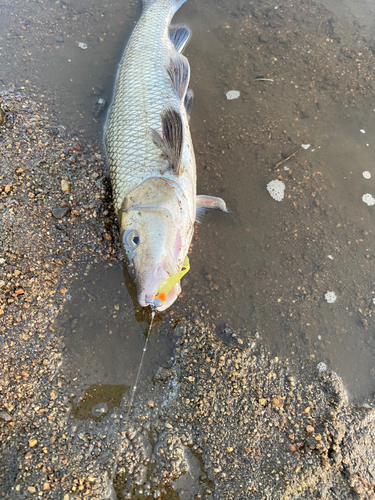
[{"left": 104, "top": 0, "right": 227, "bottom": 311}]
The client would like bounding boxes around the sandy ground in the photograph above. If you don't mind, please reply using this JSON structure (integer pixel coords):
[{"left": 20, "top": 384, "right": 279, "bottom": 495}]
[
  {"left": 2, "top": 0, "right": 375, "bottom": 498},
  {"left": 1, "top": 88, "right": 375, "bottom": 500}
]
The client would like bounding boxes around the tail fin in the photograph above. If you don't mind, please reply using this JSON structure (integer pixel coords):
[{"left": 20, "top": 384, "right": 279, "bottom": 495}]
[{"left": 142, "top": 0, "right": 187, "bottom": 10}]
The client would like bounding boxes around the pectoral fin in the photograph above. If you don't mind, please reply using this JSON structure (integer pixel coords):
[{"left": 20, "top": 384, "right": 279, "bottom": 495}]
[
  {"left": 150, "top": 107, "right": 183, "bottom": 175},
  {"left": 196, "top": 195, "right": 229, "bottom": 222}
]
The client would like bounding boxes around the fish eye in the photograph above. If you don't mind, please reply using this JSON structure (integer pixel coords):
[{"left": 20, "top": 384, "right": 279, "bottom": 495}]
[{"left": 124, "top": 230, "right": 140, "bottom": 250}]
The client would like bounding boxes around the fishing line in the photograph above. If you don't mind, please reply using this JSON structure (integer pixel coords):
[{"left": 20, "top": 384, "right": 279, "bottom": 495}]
[{"left": 126, "top": 309, "right": 155, "bottom": 418}]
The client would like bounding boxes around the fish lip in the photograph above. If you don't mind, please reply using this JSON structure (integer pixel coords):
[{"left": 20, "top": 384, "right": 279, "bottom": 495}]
[
  {"left": 137, "top": 293, "right": 148, "bottom": 308},
  {"left": 137, "top": 267, "right": 181, "bottom": 310},
  {"left": 155, "top": 282, "right": 181, "bottom": 311}
]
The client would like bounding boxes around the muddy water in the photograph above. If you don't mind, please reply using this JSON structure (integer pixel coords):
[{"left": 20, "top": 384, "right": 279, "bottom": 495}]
[{"left": 2, "top": 0, "right": 375, "bottom": 409}]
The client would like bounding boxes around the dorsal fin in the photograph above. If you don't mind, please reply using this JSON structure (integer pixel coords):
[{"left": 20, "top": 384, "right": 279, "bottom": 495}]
[
  {"left": 150, "top": 107, "right": 183, "bottom": 175},
  {"left": 184, "top": 89, "right": 194, "bottom": 120},
  {"left": 169, "top": 24, "right": 191, "bottom": 52},
  {"left": 167, "top": 53, "right": 190, "bottom": 101}
]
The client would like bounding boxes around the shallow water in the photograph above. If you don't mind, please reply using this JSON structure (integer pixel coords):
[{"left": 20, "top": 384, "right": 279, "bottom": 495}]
[{"left": 2, "top": 0, "right": 375, "bottom": 416}]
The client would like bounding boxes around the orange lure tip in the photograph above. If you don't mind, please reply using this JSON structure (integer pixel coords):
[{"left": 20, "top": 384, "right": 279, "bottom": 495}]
[{"left": 155, "top": 292, "right": 166, "bottom": 302}]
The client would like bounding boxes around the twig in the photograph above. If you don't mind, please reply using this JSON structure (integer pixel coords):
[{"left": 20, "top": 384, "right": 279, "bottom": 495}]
[
  {"left": 273, "top": 148, "right": 302, "bottom": 170},
  {"left": 254, "top": 77, "right": 274, "bottom": 82},
  {"left": 317, "top": 20, "right": 323, "bottom": 37}
]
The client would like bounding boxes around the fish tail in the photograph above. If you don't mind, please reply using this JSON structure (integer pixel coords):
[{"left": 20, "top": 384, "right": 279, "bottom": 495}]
[{"left": 141, "top": 0, "right": 187, "bottom": 11}]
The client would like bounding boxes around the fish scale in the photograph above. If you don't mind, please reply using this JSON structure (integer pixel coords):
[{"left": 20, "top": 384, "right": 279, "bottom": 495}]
[{"left": 105, "top": 0, "right": 188, "bottom": 214}]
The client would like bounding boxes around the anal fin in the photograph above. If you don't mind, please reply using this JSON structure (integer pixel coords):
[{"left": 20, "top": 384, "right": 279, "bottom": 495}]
[
  {"left": 150, "top": 107, "right": 183, "bottom": 176},
  {"left": 196, "top": 195, "right": 229, "bottom": 222},
  {"left": 169, "top": 24, "right": 191, "bottom": 53},
  {"left": 167, "top": 53, "right": 190, "bottom": 101}
]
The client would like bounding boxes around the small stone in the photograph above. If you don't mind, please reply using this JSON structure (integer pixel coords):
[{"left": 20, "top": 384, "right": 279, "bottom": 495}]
[
  {"left": 43, "top": 483, "right": 50, "bottom": 491},
  {"left": 227, "top": 446, "right": 234, "bottom": 453},
  {"left": 61, "top": 179, "right": 71, "bottom": 193},
  {"left": 55, "top": 35, "right": 64, "bottom": 43},
  {"left": 29, "top": 438, "right": 38, "bottom": 447},
  {"left": 0, "top": 411, "right": 12, "bottom": 422},
  {"left": 52, "top": 206, "right": 71, "bottom": 219},
  {"left": 21, "top": 370, "right": 29, "bottom": 378},
  {"left": 28, "top": 486, "right": 36, "bottom": 494},
  {"left": 305, "top": 425, "right": 314, "bottom": 433},
  {"left": 0, "top": 108, "right": 5, "bottom": 125},
  {"left": 258, "top": 398, "right": 267, "bottom": 405},
  {"left": 272, "top": 397, "right": 283, "bottom": 408}
]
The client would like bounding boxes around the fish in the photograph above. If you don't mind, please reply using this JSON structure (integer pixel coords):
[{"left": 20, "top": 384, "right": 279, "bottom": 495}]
[{"left": 104, "top": 0, "right": 227, "bottom": 312}]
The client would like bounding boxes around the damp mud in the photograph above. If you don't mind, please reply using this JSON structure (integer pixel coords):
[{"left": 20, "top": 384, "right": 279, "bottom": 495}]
[{"left": 2, "top": 0, "right": 375, "bottom": 498}]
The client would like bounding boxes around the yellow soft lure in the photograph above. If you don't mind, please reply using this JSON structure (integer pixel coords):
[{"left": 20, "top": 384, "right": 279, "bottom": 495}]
[{"left": 154, "top": 256, "right": 190, "bottom": 304}]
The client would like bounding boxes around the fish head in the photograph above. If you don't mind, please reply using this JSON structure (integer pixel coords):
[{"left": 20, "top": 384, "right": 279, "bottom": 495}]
[{"left": 120, "top": 177, "right": 192, "bottom": 311}]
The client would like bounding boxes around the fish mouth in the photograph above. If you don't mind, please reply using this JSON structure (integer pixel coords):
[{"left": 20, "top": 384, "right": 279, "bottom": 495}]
[
  {"left": 150, "top": 282, "right": 181, "bottom": 311},
  {"left": 137, "top": 278, "right": 181, "bottom": 311}
]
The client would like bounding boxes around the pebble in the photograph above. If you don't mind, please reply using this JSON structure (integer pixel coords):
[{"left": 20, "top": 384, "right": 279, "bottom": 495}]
[
  {"left": 0, "top": 108, "right": 5, "bottom": 125},
  {"left": 0, "top": 410, "right": 12, "bottom": 421},
  {"left": 52, "top": 206, "right": 71, "bottom": 219},
  {"left": 61, "top": 179, "right": 72, "bottom": 193}
]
